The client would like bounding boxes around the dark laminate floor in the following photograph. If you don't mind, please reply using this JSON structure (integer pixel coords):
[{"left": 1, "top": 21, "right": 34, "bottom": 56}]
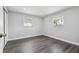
[{"left": 3, "top": 35, "right": 79, "bottom": 53}]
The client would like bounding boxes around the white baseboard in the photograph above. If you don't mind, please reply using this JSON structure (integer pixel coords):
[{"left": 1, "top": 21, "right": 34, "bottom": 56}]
[
  {"left": 44, "top": 35, "right": 79, "bottom": 46},
  {"left": 8, "top": 34, "right": 42, "bottom": 41}
]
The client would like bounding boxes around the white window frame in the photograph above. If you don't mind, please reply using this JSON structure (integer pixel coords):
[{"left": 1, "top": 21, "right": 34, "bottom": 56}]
[
  {"left": 52, "top": 16, "right": 64, "bottom": 26},
  {"left": 23, "top": 16, "right": 33, "bottom": 27}
]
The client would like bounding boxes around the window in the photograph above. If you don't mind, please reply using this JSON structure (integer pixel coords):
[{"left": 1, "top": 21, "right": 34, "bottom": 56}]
[
  {"left": 52, "top": 16, "right": 63, "bottom": 26},
  {"left": 23, "top": 17, "right": 32, "bottom": 27}
]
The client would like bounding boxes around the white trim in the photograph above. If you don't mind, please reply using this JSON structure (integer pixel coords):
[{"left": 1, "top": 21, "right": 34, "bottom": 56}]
[
  {"left": 44, "top": 35, "right": 79, "bottom": 46},
  {"left": 8, "top": 34, "right": 42, "bottom": 41}
]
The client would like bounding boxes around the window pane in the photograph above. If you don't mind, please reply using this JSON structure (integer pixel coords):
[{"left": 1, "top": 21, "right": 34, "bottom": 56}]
[
  {"left": 24, "top": 23, "right": 32, "bottom": 26},
  {"left": 23, "top": 16, "right": 32, "bottom": 27}
]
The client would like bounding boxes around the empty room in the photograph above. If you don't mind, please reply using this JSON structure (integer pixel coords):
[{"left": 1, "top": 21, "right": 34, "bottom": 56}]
[{"left": 0, "top": 6, "right": 79, "bottom": 53}]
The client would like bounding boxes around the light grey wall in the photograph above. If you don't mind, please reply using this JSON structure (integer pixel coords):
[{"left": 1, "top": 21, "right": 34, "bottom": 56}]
[
  {"left": 8, "top": 7, "right": 79, "bottom": 45},
  {"left": 8, "top": 12, "right": 43, "bottom": 40},
  {"left": 43, "top": 7, "right": 79, "bottom": 44},
  {"left": 0, "top": 6, "right": 4, "bottom": 53}
]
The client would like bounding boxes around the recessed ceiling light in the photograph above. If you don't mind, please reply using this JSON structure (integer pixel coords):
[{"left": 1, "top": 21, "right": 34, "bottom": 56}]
[{"left": 23, "top": 8, "right": 26, "bottom": 10}]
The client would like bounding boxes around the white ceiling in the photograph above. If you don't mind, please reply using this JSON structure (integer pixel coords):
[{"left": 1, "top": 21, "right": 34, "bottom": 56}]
[{"left": 7, "top": 6, "right": 70, "bottom": 17}]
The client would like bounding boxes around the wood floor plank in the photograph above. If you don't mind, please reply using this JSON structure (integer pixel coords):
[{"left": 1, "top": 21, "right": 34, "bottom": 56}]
[{"left": 3, "top": 35, "right": 79, "bottom": 53}]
